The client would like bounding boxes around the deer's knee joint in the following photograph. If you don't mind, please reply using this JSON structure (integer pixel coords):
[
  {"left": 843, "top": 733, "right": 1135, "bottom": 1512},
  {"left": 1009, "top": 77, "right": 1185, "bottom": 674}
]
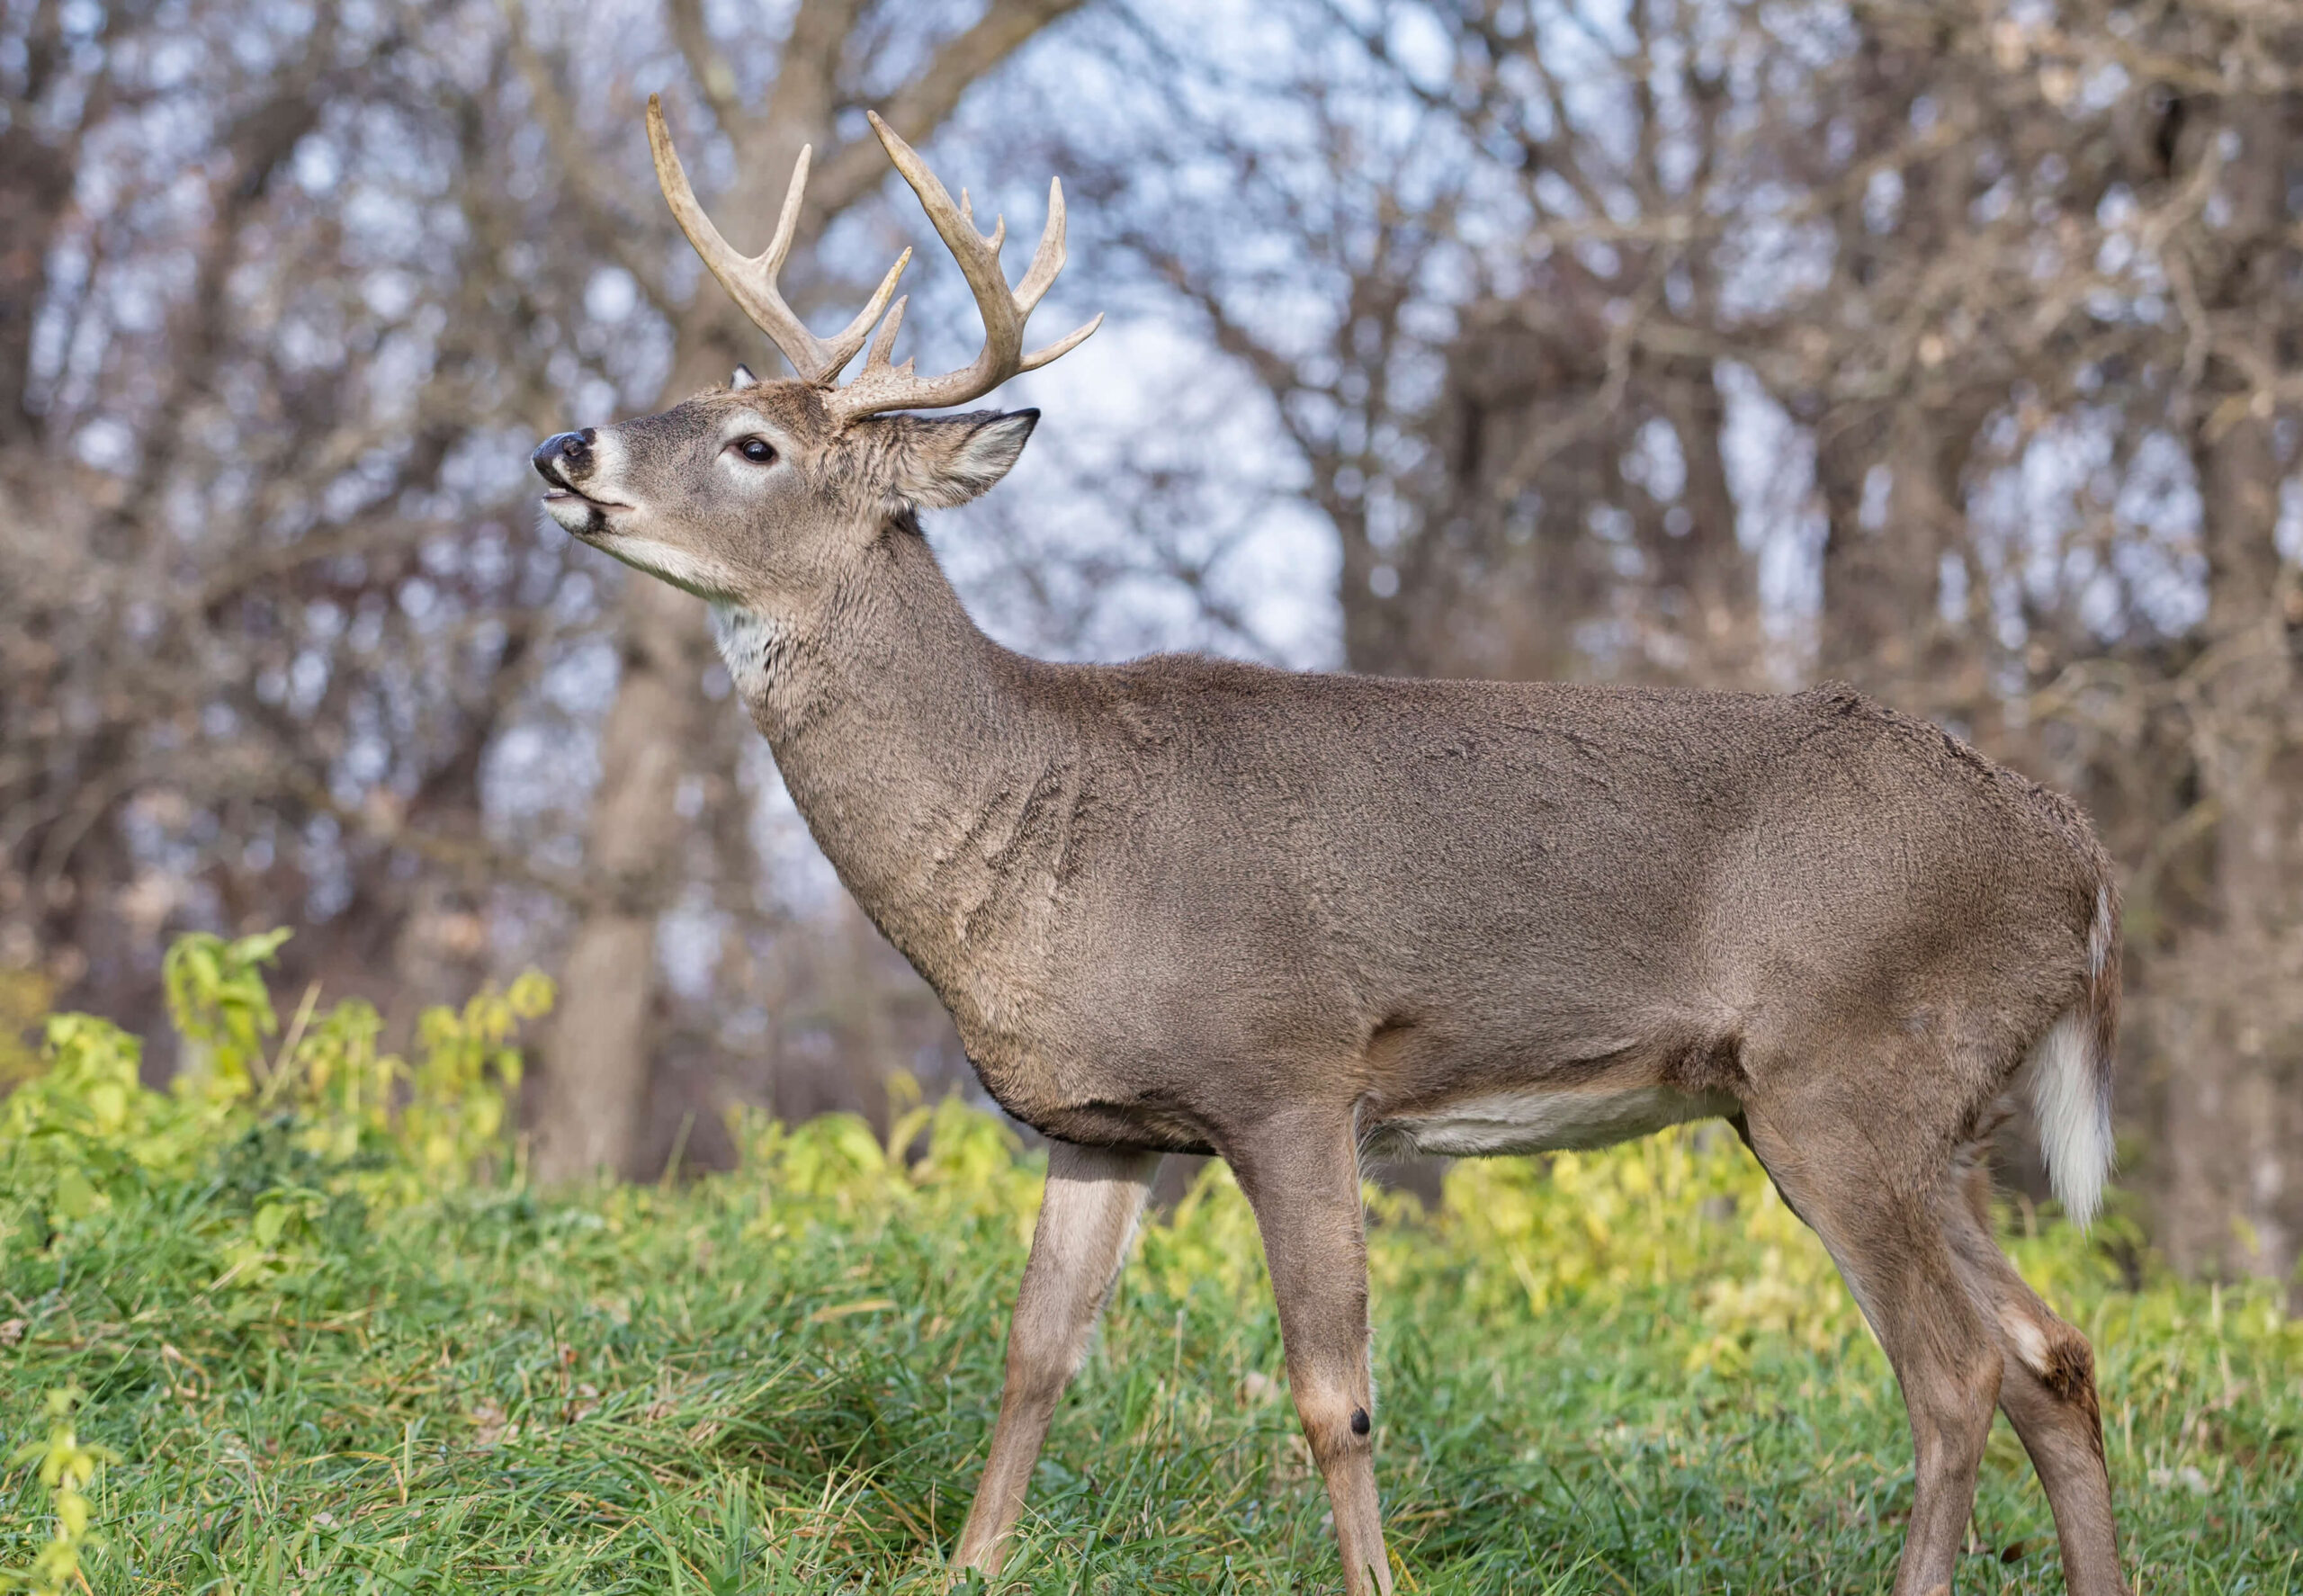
[
  {"left": 1294, "top": 1384, "right": 1376, "bottom": 1464},
  {"left": 1001, "top": 1326, "right": 1092, "bottom": 1412},
  {"left": 1003, "top": 1349, "right": 1075, "bottom": 1405}
]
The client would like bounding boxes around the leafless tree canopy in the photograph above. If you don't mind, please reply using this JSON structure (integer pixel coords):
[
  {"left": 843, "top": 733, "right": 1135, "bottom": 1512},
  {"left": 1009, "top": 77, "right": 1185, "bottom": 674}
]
[{"left": 3, "top": 0, "right": 2297, "bottom": 1288}]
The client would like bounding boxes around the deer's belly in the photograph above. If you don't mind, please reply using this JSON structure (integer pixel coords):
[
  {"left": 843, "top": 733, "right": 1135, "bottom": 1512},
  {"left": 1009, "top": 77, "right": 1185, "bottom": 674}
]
[{"left": 1377, "top": 1085, "right": 1735, "bottom": 1158}]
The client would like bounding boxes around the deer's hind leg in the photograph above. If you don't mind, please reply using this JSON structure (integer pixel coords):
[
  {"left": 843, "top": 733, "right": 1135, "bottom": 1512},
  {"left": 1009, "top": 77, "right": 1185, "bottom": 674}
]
[
  {"left": 953, "top": 1142, "right": 1161, "bottom": 1579},
  {"left": 1940, "top": 1156, "right": 2131, "bottom": 1596},
  {"left": 1737, "top": 1067, "right": 2003, "bottom": 1596}
]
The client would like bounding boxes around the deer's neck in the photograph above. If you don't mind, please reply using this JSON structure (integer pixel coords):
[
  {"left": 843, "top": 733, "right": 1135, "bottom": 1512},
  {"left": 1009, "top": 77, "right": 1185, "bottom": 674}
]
[{"left": 710, "top": 528, "right": 1078, "bottom": 1040}]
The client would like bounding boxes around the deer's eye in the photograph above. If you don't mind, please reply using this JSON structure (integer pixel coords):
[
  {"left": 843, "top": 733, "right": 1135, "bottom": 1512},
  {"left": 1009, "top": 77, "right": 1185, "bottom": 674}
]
[{"left": 735, "top": 437, "right": 776, "bottom": 465}]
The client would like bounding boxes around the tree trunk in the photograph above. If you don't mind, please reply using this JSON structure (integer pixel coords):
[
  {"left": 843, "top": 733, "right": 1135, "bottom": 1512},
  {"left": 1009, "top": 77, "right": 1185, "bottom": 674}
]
[
  {"left": 1656, "top": 359, "right": 1757, "bottom": 683},
  {"left": 2156, "top": 406, "right": 2303, "bottom": 1288},
  {"left": 1818, "top": 410, "right": 1938, "bottom": 689},
  {"left": 533, "top": 574, "right": 721, "bottom": 1178}
]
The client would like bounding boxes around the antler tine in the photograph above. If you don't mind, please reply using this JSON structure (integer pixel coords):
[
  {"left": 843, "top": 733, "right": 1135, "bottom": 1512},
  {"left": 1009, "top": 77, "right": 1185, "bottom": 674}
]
[
  {"left": 1018, "top": 309, "right": 1105, "bottom": 372},
  {"left": 830, "top": 248, "right": 913, "bottom": 377},
  {"left": 1014, "top": 179, "right": 1066, "bottom": 311},
  {"left": 861, "top": 295, "right": 910, "bottom": 375},
  {"left": 1012, "top": 175, "right": 1105, "bottom": 371},
  {"left": 826, "top": 112, "right": 1101, "bottom": 420},
  {"left": 647, "top": 94, "right": 910, "bottom": 383}
]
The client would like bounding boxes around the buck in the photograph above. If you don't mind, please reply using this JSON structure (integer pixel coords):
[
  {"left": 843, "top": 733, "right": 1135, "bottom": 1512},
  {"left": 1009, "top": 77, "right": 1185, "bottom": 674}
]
[{"left": 532, "top": 99, "right": 2132, "bottom": 1596}]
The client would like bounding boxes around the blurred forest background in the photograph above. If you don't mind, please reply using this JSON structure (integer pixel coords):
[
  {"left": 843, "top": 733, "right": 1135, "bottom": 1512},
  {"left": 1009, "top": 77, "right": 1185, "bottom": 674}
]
[{"left": 2, "top": 0, "right": 2298, "bottom": 1290}]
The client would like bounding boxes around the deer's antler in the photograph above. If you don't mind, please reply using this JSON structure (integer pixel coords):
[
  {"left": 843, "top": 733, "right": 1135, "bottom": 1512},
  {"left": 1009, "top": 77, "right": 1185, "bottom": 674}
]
[
  {"left": 828, "top": 112, "right": 1103, "bottom": 420},
  {"left": 646, "top": 95, "right": 910, "bottom": 383},
  {"left": 648, "top": 99, "right": 1101, "bottom": 417}
]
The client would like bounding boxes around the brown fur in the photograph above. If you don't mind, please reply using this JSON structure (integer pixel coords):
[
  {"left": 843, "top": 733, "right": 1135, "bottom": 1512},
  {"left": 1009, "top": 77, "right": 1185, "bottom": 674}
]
[{"left": 533, "top": 374, "right": 2131, "bottom": 1595}]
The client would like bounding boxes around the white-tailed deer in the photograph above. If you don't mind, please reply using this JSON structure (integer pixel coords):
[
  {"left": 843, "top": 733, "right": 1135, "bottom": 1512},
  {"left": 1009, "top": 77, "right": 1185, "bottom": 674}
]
[{"left": 531, "top": 100, "right": 2131, "bottom": 1596}]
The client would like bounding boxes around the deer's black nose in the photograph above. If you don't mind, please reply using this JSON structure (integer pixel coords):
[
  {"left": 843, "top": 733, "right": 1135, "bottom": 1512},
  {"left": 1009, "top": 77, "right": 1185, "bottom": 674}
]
[{"left": 532, "top": 429, "right": 596, "bottom": 484}]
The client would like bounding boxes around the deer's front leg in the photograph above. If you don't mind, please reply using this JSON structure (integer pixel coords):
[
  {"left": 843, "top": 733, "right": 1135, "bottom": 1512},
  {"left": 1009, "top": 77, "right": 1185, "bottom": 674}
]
[
  {"left": 1232, "top": 1109, "right": 1394, "bottom": 1596},
  {"left": 953, "top": 1141, "right": 1160, "bottom": 1578}
]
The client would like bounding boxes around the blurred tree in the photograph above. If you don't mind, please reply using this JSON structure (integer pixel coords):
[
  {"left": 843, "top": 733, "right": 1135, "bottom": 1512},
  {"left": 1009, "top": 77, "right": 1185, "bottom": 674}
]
[
  {"left": 0, "top": 0, "right": 587, "bottom": 1044},
  {"left": 2149, "top": 84, "right": 2303, "bottom": 1286}
]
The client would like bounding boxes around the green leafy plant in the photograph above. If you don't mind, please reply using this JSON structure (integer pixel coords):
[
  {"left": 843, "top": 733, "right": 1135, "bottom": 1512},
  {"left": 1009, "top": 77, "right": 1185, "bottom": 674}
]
[
  {"left": 0, "top": 929, "right": 551, "bottom": 1280},
  {"left": 2, "top": 1388, "right": 116, "bottom": 1596},
  {"left": 163, "top": 928, "right": 294, "bottom": 1107},
  {"left": 0, "top": 974, "right": 45, "bottom": 1093}
]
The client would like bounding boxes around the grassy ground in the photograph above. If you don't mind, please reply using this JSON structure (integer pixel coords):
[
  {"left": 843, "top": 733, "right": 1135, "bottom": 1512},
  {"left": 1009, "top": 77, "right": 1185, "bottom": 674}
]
[{"left": 0, "top": 1096, "right": 2296, "bottom": 1594}]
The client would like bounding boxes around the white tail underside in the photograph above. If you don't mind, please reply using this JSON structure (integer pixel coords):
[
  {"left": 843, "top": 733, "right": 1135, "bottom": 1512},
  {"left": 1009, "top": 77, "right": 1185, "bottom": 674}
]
[{"left": 2026, "top": 1005, "right": 2111, "bottom": 1231}]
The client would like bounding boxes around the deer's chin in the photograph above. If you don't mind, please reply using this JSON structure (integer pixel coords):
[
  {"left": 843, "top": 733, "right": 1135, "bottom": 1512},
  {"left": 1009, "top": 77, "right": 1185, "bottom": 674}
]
[{"left": 581, "top": 528, "right": 737, "bottom": 599}]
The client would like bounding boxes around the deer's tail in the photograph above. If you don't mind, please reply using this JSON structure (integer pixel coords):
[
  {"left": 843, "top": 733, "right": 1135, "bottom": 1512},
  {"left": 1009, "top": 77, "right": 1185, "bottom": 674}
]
[{"left": 2024, "top": 883, "right": 2120, "bottom": 1231}]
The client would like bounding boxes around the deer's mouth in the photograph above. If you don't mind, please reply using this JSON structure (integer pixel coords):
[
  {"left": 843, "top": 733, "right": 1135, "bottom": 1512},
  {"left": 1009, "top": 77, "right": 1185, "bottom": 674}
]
[{"left": 541, "top": 488, "right": 632, "bottom": 535}]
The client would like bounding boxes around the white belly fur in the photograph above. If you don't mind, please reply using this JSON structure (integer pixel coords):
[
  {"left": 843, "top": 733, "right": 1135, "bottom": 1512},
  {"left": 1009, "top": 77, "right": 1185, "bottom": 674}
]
[{"left": 1377, "top": 1085, "right": 1737, "bottom": 1158}]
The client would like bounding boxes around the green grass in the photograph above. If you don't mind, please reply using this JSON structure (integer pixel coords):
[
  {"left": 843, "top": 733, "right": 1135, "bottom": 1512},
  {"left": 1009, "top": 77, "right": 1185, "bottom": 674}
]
[{"left": 0, "top": 1104, "right": 2295, "bottom": 1595}]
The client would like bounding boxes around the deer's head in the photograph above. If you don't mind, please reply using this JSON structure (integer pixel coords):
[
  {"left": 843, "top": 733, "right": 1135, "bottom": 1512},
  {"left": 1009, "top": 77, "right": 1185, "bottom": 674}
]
[{"left": 532, "top": 101, "right": 1100, "bottom": 607}]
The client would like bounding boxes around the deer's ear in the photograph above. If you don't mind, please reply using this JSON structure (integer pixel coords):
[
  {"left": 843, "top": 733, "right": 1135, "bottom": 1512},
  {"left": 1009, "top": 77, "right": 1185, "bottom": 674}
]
[{"left": 887, "top": 410, "right": 1038, "bottom": 509}]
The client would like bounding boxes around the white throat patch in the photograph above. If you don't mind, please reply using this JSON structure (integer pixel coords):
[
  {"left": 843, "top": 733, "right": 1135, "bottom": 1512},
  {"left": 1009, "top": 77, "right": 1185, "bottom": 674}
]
[{"left": 709, "top": 601, "right": 786, "bottom": 703}]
